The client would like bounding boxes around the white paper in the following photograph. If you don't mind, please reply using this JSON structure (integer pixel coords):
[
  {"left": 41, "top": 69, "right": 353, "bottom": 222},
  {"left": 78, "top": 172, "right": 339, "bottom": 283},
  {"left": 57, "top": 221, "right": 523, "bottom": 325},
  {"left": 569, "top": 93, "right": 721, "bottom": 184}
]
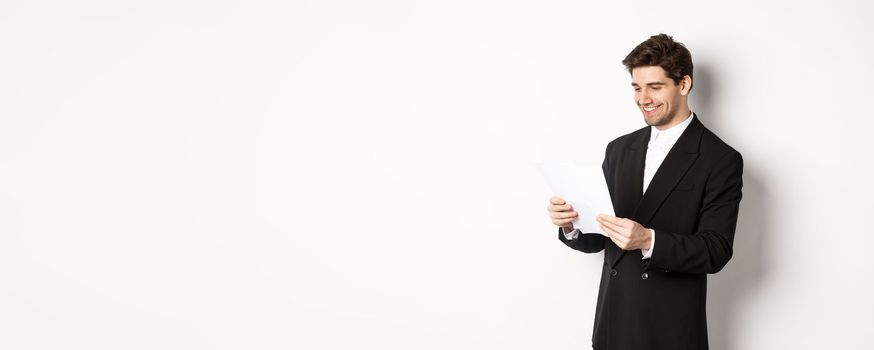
[{"left": 538, "top": 161, "right": 615, "bottom": 236}]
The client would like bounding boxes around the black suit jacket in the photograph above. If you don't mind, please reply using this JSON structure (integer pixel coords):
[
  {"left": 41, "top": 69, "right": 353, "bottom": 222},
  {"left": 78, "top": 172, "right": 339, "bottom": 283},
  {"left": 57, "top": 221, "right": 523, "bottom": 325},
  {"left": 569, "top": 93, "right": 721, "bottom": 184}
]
[{"left": 558, "top": 114, "right": 743, "bottom": 350}]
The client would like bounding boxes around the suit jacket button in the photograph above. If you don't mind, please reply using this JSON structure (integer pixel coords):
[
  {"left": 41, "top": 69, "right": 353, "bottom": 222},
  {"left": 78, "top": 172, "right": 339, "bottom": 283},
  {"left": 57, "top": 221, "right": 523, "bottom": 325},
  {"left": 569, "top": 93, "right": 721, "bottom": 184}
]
[
  {"left": 610, "top": 269, "right": 618, "bottom": 277},
  {"left": 641, "top": 273, "right": 649, "bottom": 280}
]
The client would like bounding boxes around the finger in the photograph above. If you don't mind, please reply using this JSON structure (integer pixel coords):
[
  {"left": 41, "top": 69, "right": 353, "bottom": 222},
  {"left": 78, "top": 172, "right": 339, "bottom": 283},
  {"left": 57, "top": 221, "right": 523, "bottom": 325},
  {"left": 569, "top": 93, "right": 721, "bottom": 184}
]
[
  {"left": 597, "top": 214, "right": 621, "bottom": 224},
  {"left": 606, "top": 226, "right": 630, "bottom": 245},
  {"left": 600, "top": 223, "right": 623, "bottom": 241},
  {"left": 551, "top": 211, "right": 578, "bottom": 220},
  {"left": 617, "top": 217, "right": 636, "bottom": 229},
  {"left": 550, "top": 211, "right": 574, "bottom": 220},
  {"left": 549, "top": 196, "right": 566, "bottom": 205},
  {"left": 598, "top": 218, "right": 628, "bottom": 236},
  {"left": 603, "top": 227, "right": 630, "bottom": 249},
  {"left": 554, "top": 218, "right": 575, "bottom": 225},
  {"left": 604, "top": 228, "right": 628, "bottom": 247},
  {"left": 598, "top": 215, "right": 635, "bottom": 231},
  {"left": 606, "top": 234, "right": 622, "bottom": 247},
  {"left": 547, "top": 203, "right": 572, "bottom": 212}
]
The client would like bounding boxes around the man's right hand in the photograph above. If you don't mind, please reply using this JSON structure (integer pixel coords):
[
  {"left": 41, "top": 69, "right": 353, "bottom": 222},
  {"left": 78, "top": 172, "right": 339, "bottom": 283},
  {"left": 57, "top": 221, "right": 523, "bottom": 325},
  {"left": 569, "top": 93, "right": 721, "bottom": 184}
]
[{"left": 547, "top": 196, "right": 578, "bottom": 232}]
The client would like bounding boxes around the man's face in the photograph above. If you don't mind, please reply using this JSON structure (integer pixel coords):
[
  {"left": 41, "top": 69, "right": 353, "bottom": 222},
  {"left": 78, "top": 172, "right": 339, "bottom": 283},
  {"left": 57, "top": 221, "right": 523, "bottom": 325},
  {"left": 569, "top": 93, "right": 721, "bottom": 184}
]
[{"left": 631, "top": 66, "right": 689, "bottom": 128}]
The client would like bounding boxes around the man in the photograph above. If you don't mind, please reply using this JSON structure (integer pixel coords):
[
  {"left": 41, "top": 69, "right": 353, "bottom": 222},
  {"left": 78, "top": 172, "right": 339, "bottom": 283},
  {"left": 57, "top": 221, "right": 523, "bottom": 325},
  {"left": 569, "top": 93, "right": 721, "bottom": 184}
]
[{"left": 546, "top": 34, "right": 743, "bottom": 350}]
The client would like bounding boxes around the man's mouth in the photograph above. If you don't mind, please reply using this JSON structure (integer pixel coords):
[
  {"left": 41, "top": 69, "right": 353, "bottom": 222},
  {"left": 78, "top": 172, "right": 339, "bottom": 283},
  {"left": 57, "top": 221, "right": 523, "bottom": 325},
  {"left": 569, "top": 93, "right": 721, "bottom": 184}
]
[
  {"left": 642, "top": 104, "right": 660, "bottom": 112},
  {"left": 642, "top": 104, "right": 661, "bottom": 116}
]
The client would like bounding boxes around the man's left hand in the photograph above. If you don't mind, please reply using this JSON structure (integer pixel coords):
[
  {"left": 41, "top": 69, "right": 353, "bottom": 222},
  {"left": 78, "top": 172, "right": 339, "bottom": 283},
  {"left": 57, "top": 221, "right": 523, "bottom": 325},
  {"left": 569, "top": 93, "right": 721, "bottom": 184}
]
[{"left": 596, "top": 214, "right": 652, "bottom": 251}]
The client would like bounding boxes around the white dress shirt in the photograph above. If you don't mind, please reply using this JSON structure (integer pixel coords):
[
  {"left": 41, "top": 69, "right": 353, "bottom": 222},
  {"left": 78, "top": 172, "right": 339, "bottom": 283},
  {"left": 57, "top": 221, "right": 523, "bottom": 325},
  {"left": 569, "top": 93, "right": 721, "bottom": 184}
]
[{"left": 563, "top": 112, "right": 695, "bottom": 259}]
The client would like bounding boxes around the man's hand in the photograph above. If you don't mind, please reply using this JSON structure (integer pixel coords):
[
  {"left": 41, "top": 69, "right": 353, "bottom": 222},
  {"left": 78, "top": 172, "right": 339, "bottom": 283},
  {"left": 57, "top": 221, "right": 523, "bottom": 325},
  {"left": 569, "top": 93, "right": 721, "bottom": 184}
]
[
  {"left": 596, "top": 214, "right": 652, "bottom": 251},
  {"left": 547, "top": 196, "right": 577, "bottom": 232}
]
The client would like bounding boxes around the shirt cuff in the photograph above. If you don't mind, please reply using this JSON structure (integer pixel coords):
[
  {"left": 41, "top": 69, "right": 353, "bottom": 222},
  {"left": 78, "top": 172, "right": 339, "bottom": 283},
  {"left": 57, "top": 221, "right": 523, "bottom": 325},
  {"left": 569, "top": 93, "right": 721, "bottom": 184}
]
[
  {"left": 641, "top": 229, "right": 655, "bottom": 259},
  {"left": 562, "top": 227, "right": 580, "bottom": 240}
]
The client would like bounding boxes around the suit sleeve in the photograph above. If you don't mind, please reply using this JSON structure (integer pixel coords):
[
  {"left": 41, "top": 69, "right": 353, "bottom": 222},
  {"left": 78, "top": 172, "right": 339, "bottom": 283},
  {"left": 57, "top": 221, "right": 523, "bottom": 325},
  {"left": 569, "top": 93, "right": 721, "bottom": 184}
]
[
  {"left": 646, "top": 150, "right": 743, "bottom": 274},
  {"left": 555, "top": 142, "right": 613, "bottom": 254},
  {"left": 558, "top": 227, "right": 605, "bottom": 253}
]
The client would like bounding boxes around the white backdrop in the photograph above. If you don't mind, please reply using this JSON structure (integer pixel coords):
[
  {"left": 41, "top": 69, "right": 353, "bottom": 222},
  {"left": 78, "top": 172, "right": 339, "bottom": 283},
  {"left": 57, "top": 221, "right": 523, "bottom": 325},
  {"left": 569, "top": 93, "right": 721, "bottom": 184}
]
[{"left": 2, "top": 1, "right": 873, "bottom": 349}]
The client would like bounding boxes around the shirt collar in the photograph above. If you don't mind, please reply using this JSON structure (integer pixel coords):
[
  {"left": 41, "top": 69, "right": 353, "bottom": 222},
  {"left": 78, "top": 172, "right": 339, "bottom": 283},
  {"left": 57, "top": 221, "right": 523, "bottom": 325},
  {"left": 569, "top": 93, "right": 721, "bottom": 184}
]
[{"left": 650, "top": 111, "right": 694, "bottom": 143}]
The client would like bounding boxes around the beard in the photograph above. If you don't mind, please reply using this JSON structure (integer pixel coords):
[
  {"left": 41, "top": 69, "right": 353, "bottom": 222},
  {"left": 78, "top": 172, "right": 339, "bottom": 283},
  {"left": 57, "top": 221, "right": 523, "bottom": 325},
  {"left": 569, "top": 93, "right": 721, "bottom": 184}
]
[{"left": 643, "top": 107, "right": 676, "bottom": 128}]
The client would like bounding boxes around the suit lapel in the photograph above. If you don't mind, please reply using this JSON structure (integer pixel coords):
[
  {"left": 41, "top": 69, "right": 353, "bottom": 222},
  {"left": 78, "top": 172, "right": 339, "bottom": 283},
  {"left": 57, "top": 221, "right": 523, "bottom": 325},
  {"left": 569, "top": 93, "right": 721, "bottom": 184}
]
[
  {"left": 609, "top": 115, "right": 703, "bottom": 269},
  {"left": 633, "top": 116, "right": 703, "bottom": 226},
  {"left": 620, "top": 128, "right": 648, "bottom": 213}
]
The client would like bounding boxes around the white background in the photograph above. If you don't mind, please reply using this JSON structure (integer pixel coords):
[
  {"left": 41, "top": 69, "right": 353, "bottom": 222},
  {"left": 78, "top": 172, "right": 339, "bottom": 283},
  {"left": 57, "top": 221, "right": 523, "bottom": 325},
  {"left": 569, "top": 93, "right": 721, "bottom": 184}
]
[{"left": 2, "top": 1, "right": 873, "bottom": 349}]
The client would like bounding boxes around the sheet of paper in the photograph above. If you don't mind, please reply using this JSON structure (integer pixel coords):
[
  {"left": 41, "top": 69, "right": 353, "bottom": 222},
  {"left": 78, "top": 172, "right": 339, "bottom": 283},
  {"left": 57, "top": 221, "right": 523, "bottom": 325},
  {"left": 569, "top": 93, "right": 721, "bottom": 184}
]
[{"left": 538, "top": 161, "right": 615, "bottom": 236}]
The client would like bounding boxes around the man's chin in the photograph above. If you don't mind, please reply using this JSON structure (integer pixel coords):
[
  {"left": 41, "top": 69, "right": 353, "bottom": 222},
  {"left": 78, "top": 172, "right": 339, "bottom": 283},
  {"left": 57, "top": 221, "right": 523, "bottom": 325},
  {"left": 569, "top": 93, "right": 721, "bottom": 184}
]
[
  {"left": 644, "top": 111, "right": 676, "bottom": 127},
  {"left": 643, "top": 115, "right": 664, "bottom": 127}
]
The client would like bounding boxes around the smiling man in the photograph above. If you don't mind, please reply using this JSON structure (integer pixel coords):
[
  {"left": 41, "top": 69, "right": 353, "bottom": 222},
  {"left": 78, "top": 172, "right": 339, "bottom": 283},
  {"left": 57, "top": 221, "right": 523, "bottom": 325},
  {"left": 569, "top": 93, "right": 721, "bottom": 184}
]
[{"left": 546, "top": 34, "right": 744, "bottom": 350}]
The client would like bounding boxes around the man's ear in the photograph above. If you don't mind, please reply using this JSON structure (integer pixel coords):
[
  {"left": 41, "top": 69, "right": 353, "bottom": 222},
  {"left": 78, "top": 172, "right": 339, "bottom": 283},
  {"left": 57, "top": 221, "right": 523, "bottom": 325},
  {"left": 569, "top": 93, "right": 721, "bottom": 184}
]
[{"left": 680, "top": 75, "right": 693, "bottom": 96}]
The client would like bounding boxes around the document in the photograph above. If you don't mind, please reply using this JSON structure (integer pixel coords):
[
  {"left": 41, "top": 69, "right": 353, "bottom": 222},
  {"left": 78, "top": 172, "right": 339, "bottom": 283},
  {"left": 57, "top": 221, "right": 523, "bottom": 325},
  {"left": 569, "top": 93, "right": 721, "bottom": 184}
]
[{"left": 539, "top": 161, "right": 615, "bottom": 236}]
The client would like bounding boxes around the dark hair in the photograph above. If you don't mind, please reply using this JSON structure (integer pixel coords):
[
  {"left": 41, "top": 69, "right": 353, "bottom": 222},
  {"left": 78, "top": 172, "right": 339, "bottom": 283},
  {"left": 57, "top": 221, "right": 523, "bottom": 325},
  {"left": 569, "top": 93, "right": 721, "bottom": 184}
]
[{"left": 622, "top": 34, "right": 693, "bottom": 91}]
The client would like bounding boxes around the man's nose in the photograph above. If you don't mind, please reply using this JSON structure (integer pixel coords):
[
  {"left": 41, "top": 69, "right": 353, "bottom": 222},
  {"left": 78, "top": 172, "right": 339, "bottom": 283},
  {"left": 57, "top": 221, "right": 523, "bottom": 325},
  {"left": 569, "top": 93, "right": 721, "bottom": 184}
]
[{"left": 638, "top": 95, "right": 652, "bottom": 105}]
